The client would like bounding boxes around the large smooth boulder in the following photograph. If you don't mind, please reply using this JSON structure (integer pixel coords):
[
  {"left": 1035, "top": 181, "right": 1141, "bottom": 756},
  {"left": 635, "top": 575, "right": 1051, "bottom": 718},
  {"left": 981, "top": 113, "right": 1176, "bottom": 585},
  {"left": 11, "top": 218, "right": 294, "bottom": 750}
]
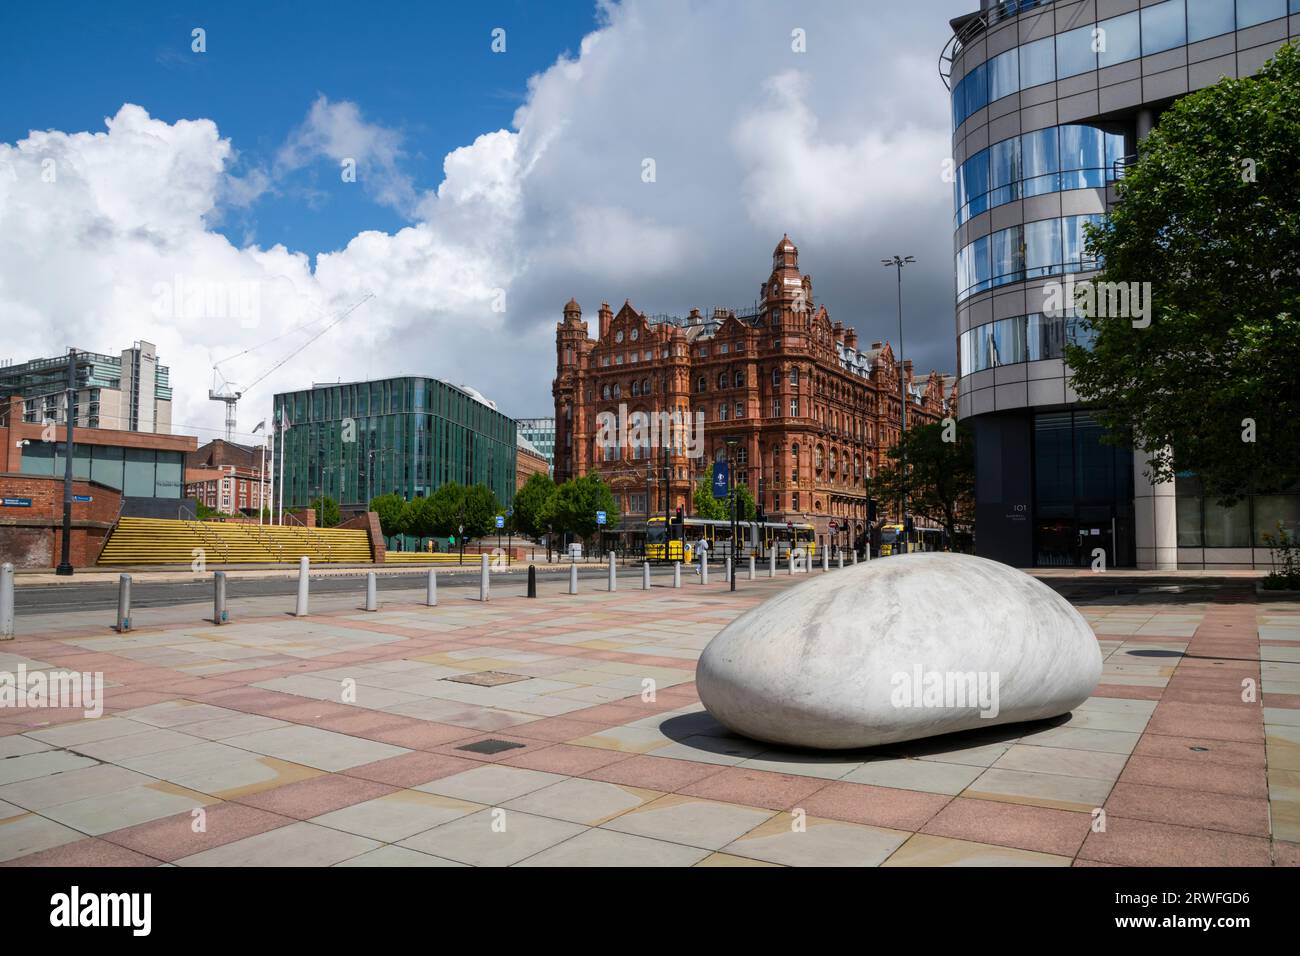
[{"left": 696, "top": 552, "right": 1102, "bottom": 749}]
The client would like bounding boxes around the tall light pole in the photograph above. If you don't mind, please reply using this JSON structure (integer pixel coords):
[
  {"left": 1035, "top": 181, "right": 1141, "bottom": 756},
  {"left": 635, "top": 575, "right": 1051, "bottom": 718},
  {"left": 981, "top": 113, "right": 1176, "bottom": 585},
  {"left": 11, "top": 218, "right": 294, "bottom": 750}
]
[
  {"left": 725, "top": 436, "right": 740, "bottom": 591},
  {"left": 882, "top": 255, "right": 915, "bottom": 555},
  {"left": 55, "top": 348, "right": 77, "bottom": 576}
]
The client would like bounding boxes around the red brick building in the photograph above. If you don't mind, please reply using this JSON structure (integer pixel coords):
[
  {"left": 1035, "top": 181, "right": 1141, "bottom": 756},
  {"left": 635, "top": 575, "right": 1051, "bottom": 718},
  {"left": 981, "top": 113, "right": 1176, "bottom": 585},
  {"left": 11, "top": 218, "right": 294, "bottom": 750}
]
[
  {"left": 185, "top": 439, "right": 269, "bottom": 515},
  {"left": 552, "top": 236, "right": 956, "bottom": 551}
]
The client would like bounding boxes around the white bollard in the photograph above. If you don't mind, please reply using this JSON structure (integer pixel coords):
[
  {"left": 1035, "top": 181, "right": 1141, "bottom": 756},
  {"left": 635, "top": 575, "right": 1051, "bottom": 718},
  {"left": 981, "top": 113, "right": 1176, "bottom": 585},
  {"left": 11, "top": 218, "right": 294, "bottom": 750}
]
[
  {"left": 608, "top": 552, "right": 616, "bottom": 592},
  {"left": 673, "top": 562, "right": 681, "bottom": 588},
  {"left": 0, "top": 562, "right": 14, "bottom": 640},
  {"left": 295, "top": 555, "right": 309, "bottom": 617},
  {"left": 852, "top": 549, "right": 858, "bottom": 565},
  {"left": 822, "top": 548, "right": 829, "bottom": 572},
  {"left": 725, "top": 557, "right": 731, "bottom": 585},
  {"left": 365, "top": 571, "right": 378, "bottom": 611},
  {"left": 569, "top": 561, "right": 578, "bottom": 595},
  {"left": 788, "top": 552, "right": 795, "bottom": 575},
  {"left": 748, "top": 555, "right": 756, "bottom": 581},
  {"left": 769, "top": 550, "right": 776, "bottom": 578},
  {"left": 700, "top": 552, "right": 709, "bottom": 585},
  {"left": 116, "top": 573, "right": 132, "bottom": 632},
  {"left": 213, "top": 571, "right": 228, "bottom": 625},
  {"left": 837, "top": 550, "right": 844, "bottom": 570},
  {"left": 426, "top": 569, "right": 438, "bottom": 606},
  {"left": 480, "top": 553, "right": 490, "bottom": 602},
  {"left": 642, "top": 561, "right": 651, "bottom": 590}
]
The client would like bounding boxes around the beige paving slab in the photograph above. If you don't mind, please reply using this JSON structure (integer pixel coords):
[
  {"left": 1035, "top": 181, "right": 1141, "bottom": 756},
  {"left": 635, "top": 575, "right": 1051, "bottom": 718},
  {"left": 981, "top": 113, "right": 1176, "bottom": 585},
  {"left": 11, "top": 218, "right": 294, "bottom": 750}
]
[
  {"left": 223, "top": 725, "right": 408, "bottom": 772},
  {"left": 333, "top": 845, "right": 467, "bottom": 867},
  {"left": 723, "top": 814, "right": 909, "bottom": 867},
  {"left": 41, "top": 780, "right": 216, "bottom": 836},
  {"left": 0, "top": 763, "right": 151, "bottom": 811},
  {"left": 417, "top": 765, "right": 566, "bottom": 805},
  {"left": 176, "top": 820, "right": 378, "bottom": 867},
  {"left": 503, "top": 778, "right": 662, "bottom": 826},
  {"left": 516, "top": 827, "right": 710, "bottom": 866},
  {"left": 398, "top": 808, "right": 586, "bottom": 867},
  {"left": 311, "top": 790, "right": 483, "bottom": 842},
  {"left": 0, "top": 749, "right": 98, "bottom": 786},
  {"left": 882, "top": 832, "right": 1071, "bottom": 867},
  {"left": 27, "top": 716, "right": 154, "bottom": 747},
  {"left": 965, "top": 767, "right": 1114, "bottom": 812},
  {"left": 602, "top": 794, "right": 775, "bottom": 851},
  {"left": 991, "top": 744, "right": 1129, "bottom": 780},
  {"left": 0, "top": 736, "right": 54, "bottom": 758},
  {"left": 0, "top": 811, "right": 85, "bottom": 863},
  {"left": 842, "top": 757, "right": 984, "bottom": 795}
]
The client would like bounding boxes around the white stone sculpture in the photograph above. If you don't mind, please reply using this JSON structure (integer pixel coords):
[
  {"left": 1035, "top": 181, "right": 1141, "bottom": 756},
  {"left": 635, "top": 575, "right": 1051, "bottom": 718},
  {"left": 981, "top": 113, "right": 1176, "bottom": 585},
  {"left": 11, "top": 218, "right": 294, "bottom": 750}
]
[{"left": 696, "top": 552, "right": 1102, "bottom": 749}]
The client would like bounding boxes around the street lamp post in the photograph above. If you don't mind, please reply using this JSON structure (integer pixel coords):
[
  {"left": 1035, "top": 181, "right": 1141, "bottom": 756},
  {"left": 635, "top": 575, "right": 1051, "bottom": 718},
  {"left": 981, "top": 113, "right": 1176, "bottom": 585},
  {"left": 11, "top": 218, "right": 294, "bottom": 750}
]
[
  {"left": 881, "top": 255, "right": 915, "bottom": 555},
  {"left": 725, "top": 436, "right": 740, "bottom": 591},
  {"left": 55, "top": 348, "right": 77, "bottom": 576}
]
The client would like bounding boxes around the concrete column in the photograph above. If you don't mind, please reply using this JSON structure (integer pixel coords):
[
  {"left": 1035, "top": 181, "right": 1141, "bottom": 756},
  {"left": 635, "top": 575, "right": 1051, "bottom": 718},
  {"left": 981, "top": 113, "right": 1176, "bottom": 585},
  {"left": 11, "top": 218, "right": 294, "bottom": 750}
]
[
  {"left": 1133, "top": 450, "right": 1178, "bottom": 570},
  {"left": 295, "top": 556, "right": 309, "bottom": 616}
]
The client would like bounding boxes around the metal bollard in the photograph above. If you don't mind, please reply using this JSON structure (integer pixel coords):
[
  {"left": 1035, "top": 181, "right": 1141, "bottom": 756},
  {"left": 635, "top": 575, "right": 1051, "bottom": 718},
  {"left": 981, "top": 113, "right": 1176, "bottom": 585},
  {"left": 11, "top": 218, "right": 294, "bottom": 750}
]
[
  {"left": 642, "top": 561, "right": 651, "bottom": 590},
  {"left": 748, "top": 555, "right": 756, "bottom": 581},
  {"left": 673, "top": 562, "right": 681, "bottom": 588},
  {"left": 822, "top": 549, "right": 829, "bottom": 572},
  {"left": 769, "top": 550, "right": 776, "bottom": 578},
  {"left": 116, "top": 573, "right": 132, "bottom": 632},
  {"left": 480, "top": 553, "right": 490, "bottom": 602},
  {"left": 569, "top": 562, "right": 578, "bottom": 595},
  {"left": 427, "top": 568, "right": 438, "bottom": 606},
  {"left": 1, "top": 563, "right": 14, "bottom": 640},
  {"left": 295, "top": 555, "right": 309, "bottom": 617},
  {"left": 725, "top": 557, "right": 731, "bottom": 585},
  {"left": 837, "top": 550, "right": 844, "bottom": 570},
  {"left": 788, "top": 552, "right": 795, "bottom": 575},
  {"left": 527, "top": 565, "right": 537, "bottom": 598},
  {"left": 608, "top": 552, "right": 616, "bottom": 592},
  {"left": 700, "top": 553, "right": 708, "bottom": 585},
  {"left": 213, "top": 571, "right": 228, "bottom": 625},
  {"left": 365, "top": 571, "right": 378, "bottom": 611}
]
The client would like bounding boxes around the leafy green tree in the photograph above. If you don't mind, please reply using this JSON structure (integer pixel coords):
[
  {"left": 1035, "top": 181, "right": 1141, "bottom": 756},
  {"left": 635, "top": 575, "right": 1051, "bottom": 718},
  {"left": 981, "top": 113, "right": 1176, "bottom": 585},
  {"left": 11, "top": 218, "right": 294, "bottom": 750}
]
[
  {"left": 871, "top": 421, "right": 974, "bottom": 543},
  {"left": 550, "top": 474, "right": 620, "bottom": 540},
  {"left": 462, "top": 483, "right": 501, "bottom": 538},
  {"left": 733, "top": 483, "right": 757, "bottom": 522},
  {"left": 692, "top": 479, "right": 728, "bottom": 520},
  {"left": 1066, "top": 44, "right": 1300, "bottom": 501},
  {"left": 310, "top": 495, "right": 340, "bottom": 528},
  {"left": 369, "top": 493, "right": 407, "bottom": 540},
  {"left": 402, "top": 496, "right": 436, "bottom": 548},
  {"left": 426, "top": 482, "right": 465, "bottom": 538},
  {"left": 512, "top": 473, "right": 556, "bottom": 538}
]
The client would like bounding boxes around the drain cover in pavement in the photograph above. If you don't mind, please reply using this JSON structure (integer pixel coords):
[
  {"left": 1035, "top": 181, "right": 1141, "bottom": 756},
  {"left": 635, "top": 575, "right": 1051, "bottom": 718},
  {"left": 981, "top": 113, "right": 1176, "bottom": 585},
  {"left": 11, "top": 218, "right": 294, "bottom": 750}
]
[
  {"left": 444, "top": 671, "right": 528, "bottom": 687},
  {"left": 456, "top": 738, "right": 526, "bottom": 755}
]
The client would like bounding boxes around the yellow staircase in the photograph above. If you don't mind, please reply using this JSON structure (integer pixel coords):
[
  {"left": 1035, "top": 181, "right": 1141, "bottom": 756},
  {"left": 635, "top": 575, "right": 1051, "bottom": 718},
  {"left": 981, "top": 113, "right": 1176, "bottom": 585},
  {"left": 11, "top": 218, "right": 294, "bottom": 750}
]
[{"left": 97, "top": 517, "right": 373, "bottom": 566}]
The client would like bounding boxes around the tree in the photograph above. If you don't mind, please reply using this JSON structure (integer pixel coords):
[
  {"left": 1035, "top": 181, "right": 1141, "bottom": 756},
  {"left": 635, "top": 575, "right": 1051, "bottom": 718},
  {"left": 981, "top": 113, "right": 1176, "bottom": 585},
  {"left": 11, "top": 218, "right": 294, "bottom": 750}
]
[
  {"left": 549, "top": 474, "right": 620, "bottom": 540},
  {"left": 462, "top": 483, "right": 501, "bottom": 538},
  {"left": 1066, "top": 43, "right": 1300, "bottom": 502},
  {"left": 871, "top": 421, "right": 974, "bottom": 544},
  {"left": 402, "top": 496, "right": 436, "bottom": 548},
  {"left": 692, "top": 479, "right": 728, "bottom": 520},
  {"left": 426, "top": 482, "right": 465, "bottom": 538},
  {"left": 310, "top": 495, "right": 340, "bottom": 528},
  {"left": 513, "top": 473, "right": 556, "bottom": 539},
  {"left": 733, "top": 483, "right": 757, "bottom": 522},
  {"left": 369, "top": 493, "right": 407, "bottom": 540}
]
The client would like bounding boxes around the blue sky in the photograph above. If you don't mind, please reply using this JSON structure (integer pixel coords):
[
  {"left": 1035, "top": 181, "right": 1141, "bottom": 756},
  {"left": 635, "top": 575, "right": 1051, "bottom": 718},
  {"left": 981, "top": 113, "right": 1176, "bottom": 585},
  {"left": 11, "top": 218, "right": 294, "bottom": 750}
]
[
  {"left": 0, "top": 0, "right": 968, "bottom": 431},
  {"left": 0, "top": 0, "right": 602, "bottom": 253}
]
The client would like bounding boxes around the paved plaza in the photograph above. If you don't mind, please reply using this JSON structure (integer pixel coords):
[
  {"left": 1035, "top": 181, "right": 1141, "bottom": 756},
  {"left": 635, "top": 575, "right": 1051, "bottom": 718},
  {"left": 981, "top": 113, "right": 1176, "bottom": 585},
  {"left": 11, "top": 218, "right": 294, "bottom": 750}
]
[{"left": 1, "top": 570, "right": 1298, "bottom": 867}]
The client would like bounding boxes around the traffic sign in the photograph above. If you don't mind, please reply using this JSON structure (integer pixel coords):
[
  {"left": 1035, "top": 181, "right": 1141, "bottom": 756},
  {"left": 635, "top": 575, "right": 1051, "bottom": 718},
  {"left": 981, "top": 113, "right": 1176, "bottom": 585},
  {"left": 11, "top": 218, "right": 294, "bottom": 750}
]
[
  {"left": 596, "top": 511, "right": 607, "bottom": 526},
  {"left": 458, "top": 524, "right": 464, "bottom": 534},
  {"left": 495, "top": 515, "right": 504, "bottom": 529},
  {"left": 2, "top": 497, "right": 32, "bottom": 507},
  {"left": 73, "top": 495, "right": 93, "bottom": 502},
  {"left": 712, "top": 461, "right": 729, "bottom": 499},
  {"left": 829, "top": 521, "right": 838, "bottom": 532}
]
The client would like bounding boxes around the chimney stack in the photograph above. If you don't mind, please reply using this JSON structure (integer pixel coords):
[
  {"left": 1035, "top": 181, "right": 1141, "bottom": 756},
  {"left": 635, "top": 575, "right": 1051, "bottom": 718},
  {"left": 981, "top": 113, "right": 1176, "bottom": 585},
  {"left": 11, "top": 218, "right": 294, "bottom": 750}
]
[
  {"left": 599, "top": 302, "right": 613, "bottom": 340},
  {"left": 845, "top": 328, "right": 858, "bottom": 350}
]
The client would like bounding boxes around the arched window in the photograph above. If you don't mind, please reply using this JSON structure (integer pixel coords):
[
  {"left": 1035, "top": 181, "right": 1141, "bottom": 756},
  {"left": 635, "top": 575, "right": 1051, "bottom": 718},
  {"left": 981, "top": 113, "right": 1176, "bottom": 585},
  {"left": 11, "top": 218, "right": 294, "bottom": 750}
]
[
  {"left": 718, "top": 403, "right": 728, "bottom": 421},
  {"left": 696, "top": 375, "right": 706, "bottom": 393},
  {"left": 601, "top": 384, "right": 611, "bottom": 400},
  {"left": 790, "top": 367, "right": 799, "bottom": 386},
  {"left": 642, "top": 378, "right": 650, "bottom": 395},
  {"left": 815, "top": 445, "right": 824, "bottom": 470},
  {"left": 771, "top": 367, "right": 780, "bottom": 387},
  {"left": 631, "top": 380, "right": 640, "bottom": 397},
  {"left": 854, "top": 455, "right": 861, "bottom": 479},
  {"left": 829, "top": 448, "right": 837, "bottom": 473},
  {"left": 717, "top": 372, "right": 727, "bottom": 389},
  {"left": 612, "top": 383, "right": 621, "bottom": 399},
  {"left": 790, "top": 443, "right": 799, "bottom": 462},
  {"left": 734, "top": 370, "right": 744, "bottom": 388}
]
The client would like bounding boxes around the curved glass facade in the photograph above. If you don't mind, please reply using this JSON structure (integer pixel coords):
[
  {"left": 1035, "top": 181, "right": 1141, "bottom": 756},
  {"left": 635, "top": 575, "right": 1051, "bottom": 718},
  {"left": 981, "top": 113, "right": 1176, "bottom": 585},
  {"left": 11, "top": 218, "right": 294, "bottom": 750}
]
[
  {"left": 955, "top": 124, "right": 1125, "bottom": 224},
  {"left": 956, "top": 214, "right": 1103, "bottom": 301},
  {"left": 959, "top": 311, "right": 1096, "bottom": 376},
  {"left": 951, "top": 0, "right": 1292, "bottom": 129}
]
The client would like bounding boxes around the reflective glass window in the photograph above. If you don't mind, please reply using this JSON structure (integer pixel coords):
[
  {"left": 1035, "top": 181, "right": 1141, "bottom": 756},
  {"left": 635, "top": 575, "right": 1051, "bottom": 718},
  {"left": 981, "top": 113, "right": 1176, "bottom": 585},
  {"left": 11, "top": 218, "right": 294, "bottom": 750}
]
[
  {"left": 1056, "top": 25, "right": 1097, "bottom": 78},
  {"left": 1024, "top": 218, "right": 1063, "bottom": 278},
  {"left": 988, "top": 136, "right": 1021, "bottom": 207},
  {"left": 992, "top": 316, "right": 1028, "bottom": 365},
  {"left": 1028, "top": 312, "right": 1067, "bottom": 361},
  {"left": 1059, "top": 125, "right": 1108, "bottom": 189},
  {"left": 1020, "top": 36, "right": 1056, "bottom": 87},
  {"left": 1237, "top": 0, "right": 1286, "bottom": 27},
  {"left": 1204, "top": 497, "right": 1251, "bottom": 547},
  {"left": 989, "top": 47, "right": 1020, "bottom": 101},
  {"left": 1188, "top": 0, "right": 1236, "bottom": 41},
  {"left": 963, "top": 148, "right": 992, "bottom": 219},
  {"left": 990, "top": 225, "right": 1025, "bottom": 287},
  {"left": 1021, "top": 127, "right": 1060, "bottom": 196},
  {"left": 1096, "top": 11, "right": 1141, "bottom": 67},
  {"left": 1254, "top": 494, "right": 1300, "bottom": 546},
  {"left": 964, "top": 61, "right": 989, "bottom": 122},
  {"left": 1141, "top": 0, "right": 1187, "bottom": 56},
  {"left": 1063, "top": 215, "right": 1102, "bottom": 270}
]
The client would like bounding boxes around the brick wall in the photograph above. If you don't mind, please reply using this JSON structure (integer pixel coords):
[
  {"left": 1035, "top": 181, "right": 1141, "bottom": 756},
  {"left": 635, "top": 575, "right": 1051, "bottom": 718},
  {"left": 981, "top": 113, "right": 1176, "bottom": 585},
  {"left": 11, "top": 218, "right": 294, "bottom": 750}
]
[
  {"left": 339, "top": 511, "right": 384, "bottom": 563},
  {"left": 0, "top": 473, "right": 122, "bottom": 568}
]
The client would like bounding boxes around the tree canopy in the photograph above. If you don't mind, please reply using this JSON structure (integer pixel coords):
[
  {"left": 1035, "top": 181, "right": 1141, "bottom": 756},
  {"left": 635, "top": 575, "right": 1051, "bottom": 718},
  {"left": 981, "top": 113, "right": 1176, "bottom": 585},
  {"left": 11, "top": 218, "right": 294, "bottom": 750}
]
[
  {"left": 1066, "top": 43, "right": 1300, "bottom": 501},
  {"left": 549, "top": 473, "right": 620, "bottom": 538},
  {"left": 871, "top": 420, "right": 974, "bottom": 542},
  {"left": 512, "top": 472, "right": 556, "bottom": 538},
  {"left": 368, "top": 493, "right": 407, "bottom": 539}
]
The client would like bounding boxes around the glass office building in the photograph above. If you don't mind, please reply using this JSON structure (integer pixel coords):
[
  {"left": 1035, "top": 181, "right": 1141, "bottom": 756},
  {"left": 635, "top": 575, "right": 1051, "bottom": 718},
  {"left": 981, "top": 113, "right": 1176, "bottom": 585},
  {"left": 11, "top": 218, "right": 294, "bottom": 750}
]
[
  {"left": 273, "top": 377, "right": 518, "bottom": 511},
  {"left": 516, "top": 417, "right": 556, "bottom": 475},
  {"left": 943, "top": 0, "right": 1300, "bottom": 568}
]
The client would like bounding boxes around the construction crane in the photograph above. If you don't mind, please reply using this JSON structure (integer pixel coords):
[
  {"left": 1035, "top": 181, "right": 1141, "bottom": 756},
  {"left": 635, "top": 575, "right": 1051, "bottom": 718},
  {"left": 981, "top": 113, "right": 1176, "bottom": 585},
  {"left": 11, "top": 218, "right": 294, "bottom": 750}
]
[{"left": 207, "top": 292, "right": 374, "bottom": 441}]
